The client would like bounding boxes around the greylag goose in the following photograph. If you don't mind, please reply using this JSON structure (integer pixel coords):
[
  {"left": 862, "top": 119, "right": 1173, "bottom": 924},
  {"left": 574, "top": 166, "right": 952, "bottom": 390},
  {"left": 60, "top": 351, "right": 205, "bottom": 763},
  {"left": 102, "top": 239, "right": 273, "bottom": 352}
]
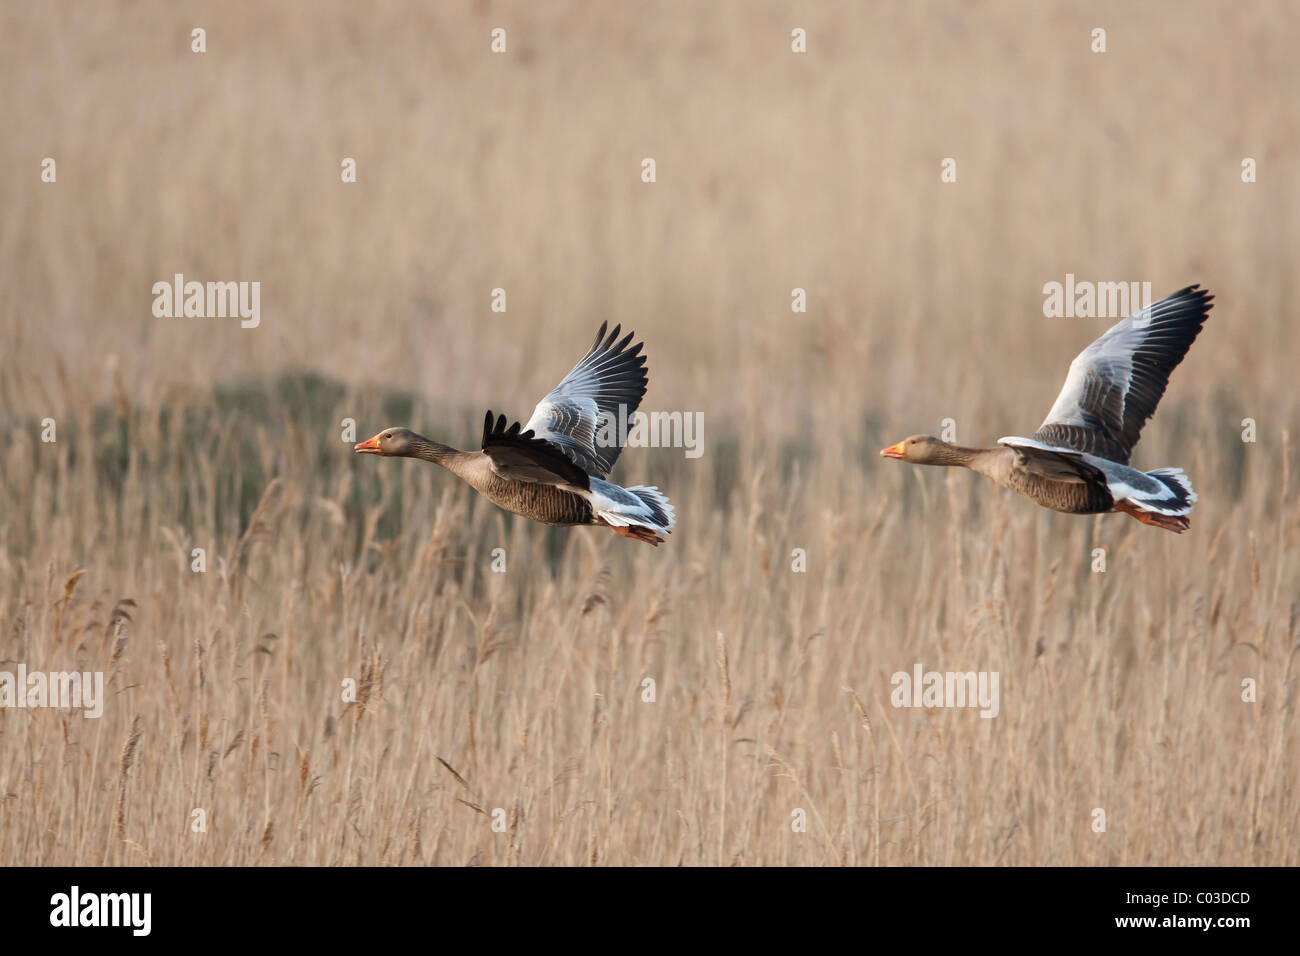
[
  {"left": 355, "top": 323, "right": 675, "bottom": 545},
  {"left": 880, "top": 285, "right": 1213, "bottom": 533}
]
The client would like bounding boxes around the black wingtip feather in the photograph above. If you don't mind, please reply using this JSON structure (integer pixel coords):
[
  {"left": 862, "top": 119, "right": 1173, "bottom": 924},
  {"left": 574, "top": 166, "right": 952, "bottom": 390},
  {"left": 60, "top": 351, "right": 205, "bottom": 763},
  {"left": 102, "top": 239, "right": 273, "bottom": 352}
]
[
  {"left": 482, "top": 411, "right": 591, "bottom": 488},
  {"left": 1161, "top": 284, "right": 1214, "bottom": 315}
]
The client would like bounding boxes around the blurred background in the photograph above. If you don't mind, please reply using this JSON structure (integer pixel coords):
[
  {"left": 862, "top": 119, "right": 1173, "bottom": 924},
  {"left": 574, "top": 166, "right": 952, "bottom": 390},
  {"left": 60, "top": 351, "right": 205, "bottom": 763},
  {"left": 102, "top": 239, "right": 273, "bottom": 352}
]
[{"left": 0, "top": 1, "right": 1295, "bottom": 865}]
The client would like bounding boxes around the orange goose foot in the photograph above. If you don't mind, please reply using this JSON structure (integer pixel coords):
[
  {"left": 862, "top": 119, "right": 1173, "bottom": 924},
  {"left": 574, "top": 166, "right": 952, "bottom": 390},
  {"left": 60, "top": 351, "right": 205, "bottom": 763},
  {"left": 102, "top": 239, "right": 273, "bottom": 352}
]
[
  {"left": 1114, "top": 499, "right": 1190, "bottom": 533},
  {"left": 604, "top": 521, "right": 663, "bottom": 546}
]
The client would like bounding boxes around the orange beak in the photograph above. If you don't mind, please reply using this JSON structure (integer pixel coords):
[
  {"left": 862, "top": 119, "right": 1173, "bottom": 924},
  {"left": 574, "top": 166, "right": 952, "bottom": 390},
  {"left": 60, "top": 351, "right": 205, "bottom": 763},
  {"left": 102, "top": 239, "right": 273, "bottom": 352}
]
[
  {"left": 880, "top": 441, "right": 906, "bottom": 460},
  {"left": 354, "top": 436, "right": 381, "bottom": 455}
]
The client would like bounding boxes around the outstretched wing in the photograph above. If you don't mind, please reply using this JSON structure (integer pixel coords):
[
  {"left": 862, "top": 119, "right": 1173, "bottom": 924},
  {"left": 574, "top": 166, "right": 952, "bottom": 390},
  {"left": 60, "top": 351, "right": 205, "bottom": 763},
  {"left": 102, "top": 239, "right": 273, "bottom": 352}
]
[
  {"left": 480, "top": 412, "right": 590, "bottom": 489},
  {"left": 997, "top": 436, "right": 1107, "bottom": 484},
  {"left": 522, "top": 322, "right": 648, "bottom": 479},
  {"left": 1032, "top": 285, "right": 1213, "bottom": 463}
]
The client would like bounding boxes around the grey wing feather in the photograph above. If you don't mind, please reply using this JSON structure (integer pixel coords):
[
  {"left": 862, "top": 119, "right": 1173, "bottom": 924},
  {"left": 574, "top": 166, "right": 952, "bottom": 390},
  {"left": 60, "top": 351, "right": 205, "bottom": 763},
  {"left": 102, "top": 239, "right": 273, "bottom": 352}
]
[
  {"left": 523, "top": 322, "right": 649, "bottom": 479},
  {"left": 998, "top": 436, "right": 1105, "bottom": 483},
  {"left": 1033, "top": 285, "right": 1212, "bottom": 463},
  {"left": 480, "top": 411, "right": 590, "bottom": 489}
]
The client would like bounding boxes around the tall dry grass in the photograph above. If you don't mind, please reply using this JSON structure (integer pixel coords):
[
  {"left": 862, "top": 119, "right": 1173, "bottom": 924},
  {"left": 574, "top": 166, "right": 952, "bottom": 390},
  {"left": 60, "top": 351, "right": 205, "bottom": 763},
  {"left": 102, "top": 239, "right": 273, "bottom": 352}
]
[{"left": 0, "top": 1, "right": 1296, "bottom": 864}]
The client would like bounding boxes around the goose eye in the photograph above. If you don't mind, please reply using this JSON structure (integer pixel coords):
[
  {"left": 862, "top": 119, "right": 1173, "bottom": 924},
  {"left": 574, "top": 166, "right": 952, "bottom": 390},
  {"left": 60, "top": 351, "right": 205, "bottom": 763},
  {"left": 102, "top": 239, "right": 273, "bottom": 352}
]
[{"left": 384, "top": 433, "right": 392, "bottom": 440}]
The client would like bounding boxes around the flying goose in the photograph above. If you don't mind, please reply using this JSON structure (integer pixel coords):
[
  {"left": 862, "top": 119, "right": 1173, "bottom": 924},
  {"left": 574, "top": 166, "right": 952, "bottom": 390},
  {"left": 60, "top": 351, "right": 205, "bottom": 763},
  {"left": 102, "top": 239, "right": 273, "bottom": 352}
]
[
  {"left": 355, "top": 323, "right": 675, "bottom": 545},
  {"left": 880, "top": 285, "right": 1213, "bottom": 532}
]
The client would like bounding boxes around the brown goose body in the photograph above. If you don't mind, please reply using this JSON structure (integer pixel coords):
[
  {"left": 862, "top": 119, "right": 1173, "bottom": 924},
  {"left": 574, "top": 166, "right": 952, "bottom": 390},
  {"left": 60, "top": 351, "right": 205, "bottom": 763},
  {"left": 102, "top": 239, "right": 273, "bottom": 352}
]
[
  {"left": 950, "top": 446, "right": 1114, "bottom": 515},
  {"left": 445, "top": 448, "right": 595, "bottom": 526}
]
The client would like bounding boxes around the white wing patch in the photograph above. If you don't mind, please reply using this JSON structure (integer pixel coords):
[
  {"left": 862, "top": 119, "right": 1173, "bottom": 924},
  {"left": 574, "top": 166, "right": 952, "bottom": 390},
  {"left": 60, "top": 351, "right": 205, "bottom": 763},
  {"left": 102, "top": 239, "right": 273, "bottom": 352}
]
[
  {"left": 998, "top": 436, "right": 1084, "bottom": 455},
  {"left": 526, "top": 396, "right": 599, "bottom": 446},
  {"left": 1039, "top": 335, "right": 1135, "bottom": 430}
]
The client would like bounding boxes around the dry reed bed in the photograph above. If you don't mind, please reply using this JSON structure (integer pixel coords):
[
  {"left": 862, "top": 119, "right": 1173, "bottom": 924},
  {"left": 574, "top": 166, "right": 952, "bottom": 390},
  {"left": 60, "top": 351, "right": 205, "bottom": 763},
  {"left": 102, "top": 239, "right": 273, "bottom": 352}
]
[{"left": 0, "top": 392, "right": 1295, "bottom": 864}]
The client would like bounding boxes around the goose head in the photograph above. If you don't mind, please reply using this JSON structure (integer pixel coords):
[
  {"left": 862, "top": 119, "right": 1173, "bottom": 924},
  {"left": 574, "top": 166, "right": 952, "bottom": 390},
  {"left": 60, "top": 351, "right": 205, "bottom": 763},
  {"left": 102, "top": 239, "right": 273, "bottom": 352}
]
[
  {"left": 880, "top": 435, "right": 950, "bottom": 464},
  {"left": 355, "top": 427, "right": 416, "bottom": 457}
]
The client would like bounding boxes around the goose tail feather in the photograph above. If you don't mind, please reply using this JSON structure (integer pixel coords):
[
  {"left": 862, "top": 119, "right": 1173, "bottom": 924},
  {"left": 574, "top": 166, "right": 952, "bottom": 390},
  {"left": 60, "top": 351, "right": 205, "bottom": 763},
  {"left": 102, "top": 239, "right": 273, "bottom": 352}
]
[
  {"left": 1139, "top": 467, "right": 1197, "bottom": 516},
  {"left": 588, "top": 479, "right": 674, "bottom": 545},
  {"left": 1114, "top": 467, "right": 1196, "bottom": 532}
]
